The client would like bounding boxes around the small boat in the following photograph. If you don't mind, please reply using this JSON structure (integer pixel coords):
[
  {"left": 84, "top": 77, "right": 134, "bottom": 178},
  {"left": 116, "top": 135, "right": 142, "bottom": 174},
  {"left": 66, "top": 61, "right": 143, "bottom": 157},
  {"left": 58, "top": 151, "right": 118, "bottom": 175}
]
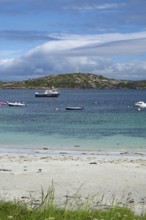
[
  {"left": 135, "top": 101, "right": 146, "bottom": 108},
  {"left": 7, "top": 102, "right": 26, "bottom": 107},
  {"left": 35, "top": 88, "right": 60, "bottom": 97},
  {"left": 66, "top": 106, "right": 84, "bottom": 110},
  {"left": 0, "top": 102, "right": 7, "bottom": 105}
]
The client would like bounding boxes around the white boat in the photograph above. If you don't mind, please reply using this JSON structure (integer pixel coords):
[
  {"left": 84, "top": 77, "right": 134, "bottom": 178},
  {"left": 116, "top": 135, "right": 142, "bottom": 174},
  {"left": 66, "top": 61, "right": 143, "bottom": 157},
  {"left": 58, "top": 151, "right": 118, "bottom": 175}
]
[
  {"left": 7, "top": 102, "right": 26, "bottom": 107},
  {"left": 35, "top": 88, "right": 60, "bottom": 97},
  {"left": 66, "top": 106, "right": 84, "bottom": 110},
  {"left": 135, "top": 101, "right": 146, "bottom": 108}
]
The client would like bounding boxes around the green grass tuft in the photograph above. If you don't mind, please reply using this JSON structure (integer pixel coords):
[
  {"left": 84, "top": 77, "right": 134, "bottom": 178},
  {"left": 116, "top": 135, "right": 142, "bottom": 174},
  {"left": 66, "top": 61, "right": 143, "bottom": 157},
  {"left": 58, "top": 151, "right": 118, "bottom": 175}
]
[{"left": 0, "top": 186, "right": 146, "bottom": 220}]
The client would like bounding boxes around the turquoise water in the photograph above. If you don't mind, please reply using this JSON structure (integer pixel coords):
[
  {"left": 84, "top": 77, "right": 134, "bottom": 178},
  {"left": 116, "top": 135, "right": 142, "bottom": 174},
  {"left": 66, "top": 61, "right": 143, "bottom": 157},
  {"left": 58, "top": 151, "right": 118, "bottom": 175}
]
[{"left": 0, "top": 89, "right": 146, "bottom": 152}]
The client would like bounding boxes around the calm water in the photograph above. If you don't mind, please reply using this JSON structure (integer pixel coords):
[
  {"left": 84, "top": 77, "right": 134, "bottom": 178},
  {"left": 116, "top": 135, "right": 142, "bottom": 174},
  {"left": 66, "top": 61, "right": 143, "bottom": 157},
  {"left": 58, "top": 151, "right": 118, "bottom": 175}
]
[{"left": 0, "top": 89, "right": 146, "bottom": 152}]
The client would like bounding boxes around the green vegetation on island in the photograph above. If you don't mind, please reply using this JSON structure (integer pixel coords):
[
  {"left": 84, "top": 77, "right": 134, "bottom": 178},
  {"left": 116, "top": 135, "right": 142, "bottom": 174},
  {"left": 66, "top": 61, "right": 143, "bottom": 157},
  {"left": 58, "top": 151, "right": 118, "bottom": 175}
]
[{"left": 1, "top": 72, "right": 146, "bottom": 89}]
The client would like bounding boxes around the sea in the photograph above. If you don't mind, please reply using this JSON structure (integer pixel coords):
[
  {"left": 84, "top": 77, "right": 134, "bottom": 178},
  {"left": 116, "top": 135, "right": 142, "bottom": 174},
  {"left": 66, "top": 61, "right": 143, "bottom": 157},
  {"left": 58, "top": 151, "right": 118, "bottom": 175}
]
[{"left": 0, "top": 89, "right": 146, "bottom": 154}]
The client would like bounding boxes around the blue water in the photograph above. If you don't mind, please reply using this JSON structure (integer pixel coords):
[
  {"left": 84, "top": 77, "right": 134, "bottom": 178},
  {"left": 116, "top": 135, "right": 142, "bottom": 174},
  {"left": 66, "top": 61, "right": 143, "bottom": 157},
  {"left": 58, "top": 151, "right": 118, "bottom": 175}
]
[{"left": 0, "top": 89, "right": 146, "bottom": 152}]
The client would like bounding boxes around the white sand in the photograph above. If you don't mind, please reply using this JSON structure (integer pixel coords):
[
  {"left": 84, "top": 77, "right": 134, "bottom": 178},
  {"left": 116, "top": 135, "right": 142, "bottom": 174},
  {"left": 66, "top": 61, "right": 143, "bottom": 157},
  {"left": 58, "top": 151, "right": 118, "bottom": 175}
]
[{"left": 0, "top": 150, "right": 146, "bottom": 214}]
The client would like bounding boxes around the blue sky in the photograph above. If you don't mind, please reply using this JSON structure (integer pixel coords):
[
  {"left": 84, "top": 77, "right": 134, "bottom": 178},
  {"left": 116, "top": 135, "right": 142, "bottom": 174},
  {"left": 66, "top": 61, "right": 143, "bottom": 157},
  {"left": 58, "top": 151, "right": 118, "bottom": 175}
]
[{"left": 0, "top": 0, "right": 146, "bottom": 81}]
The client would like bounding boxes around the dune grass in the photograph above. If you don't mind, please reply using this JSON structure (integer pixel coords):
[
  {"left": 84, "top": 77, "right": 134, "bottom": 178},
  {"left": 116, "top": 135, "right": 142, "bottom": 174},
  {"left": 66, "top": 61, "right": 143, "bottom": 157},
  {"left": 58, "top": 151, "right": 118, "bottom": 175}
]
[
  {"left": 1, "top": 199, "right": 146, "bottom": 220},
  {"left": 0, "top": 186, "right": 146, "bottom": 220}
]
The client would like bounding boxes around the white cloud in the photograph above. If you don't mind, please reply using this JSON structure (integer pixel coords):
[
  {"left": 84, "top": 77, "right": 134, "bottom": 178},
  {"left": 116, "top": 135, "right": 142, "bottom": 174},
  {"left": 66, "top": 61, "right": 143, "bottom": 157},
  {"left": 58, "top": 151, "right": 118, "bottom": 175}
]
[
  {"left": 28, "top": 31, "right": 146, "bottom": 56},
  {"left": 0, "top": 49, "right": 22, "bottom": 59},
  {"left": 0, "top": 31, "right": 146, "bottom": 81},
  {"left": 107, "top": 61, "right": 146, "bottom": 80},
  {"left": 63, "top": 2, "right": 127, "bottom": 11}
]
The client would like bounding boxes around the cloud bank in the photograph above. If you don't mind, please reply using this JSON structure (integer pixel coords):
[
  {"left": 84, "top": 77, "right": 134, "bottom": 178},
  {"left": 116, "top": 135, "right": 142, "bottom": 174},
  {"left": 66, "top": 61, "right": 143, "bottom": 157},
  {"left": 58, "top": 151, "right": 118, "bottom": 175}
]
[{"left": 0, "top": 31, "right": 146, "bottom": 81}]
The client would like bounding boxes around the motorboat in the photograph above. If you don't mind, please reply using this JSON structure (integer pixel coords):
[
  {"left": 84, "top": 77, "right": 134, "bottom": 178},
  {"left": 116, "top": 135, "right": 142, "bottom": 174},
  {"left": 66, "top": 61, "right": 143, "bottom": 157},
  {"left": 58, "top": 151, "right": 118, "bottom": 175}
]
[
  {"left": 7, "top": 102, "right": 26, "bottom": 107},
  {"left": 135, "top": 101, "right": 146, "bottom": 108},
  {"left": 35, "top": 88, "right": 60, "bottom": 97},
  {"left": 66, "top": 106, "right": 84, "bottom": 110}
]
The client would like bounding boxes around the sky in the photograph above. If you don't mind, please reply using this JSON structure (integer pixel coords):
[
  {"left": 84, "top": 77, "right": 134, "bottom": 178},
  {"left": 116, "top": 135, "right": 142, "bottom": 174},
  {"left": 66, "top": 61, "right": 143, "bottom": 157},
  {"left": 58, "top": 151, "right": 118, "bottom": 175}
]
[{"left": 0, "top": 0, "right": 146, "bottom": 81}]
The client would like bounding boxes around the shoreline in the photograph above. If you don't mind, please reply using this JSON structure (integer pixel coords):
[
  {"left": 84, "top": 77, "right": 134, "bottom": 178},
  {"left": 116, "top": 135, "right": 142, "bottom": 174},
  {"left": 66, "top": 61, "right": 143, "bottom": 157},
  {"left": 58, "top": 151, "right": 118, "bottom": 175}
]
[
  {"left": 0, "top": 150, "right": 146, "bottom": 214},
  {"left": 1, "top": 145, "right": 146, "bottom": 156}
]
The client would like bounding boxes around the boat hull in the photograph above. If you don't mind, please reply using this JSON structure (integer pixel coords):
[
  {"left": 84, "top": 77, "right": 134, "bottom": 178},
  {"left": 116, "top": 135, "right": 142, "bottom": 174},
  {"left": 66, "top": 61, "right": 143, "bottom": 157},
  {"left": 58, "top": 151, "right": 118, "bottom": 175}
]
[
  {"left": 35, "top": 93, "right": 60, "bottom": 97},
  {"left": 66, "top": 107, "right": 83, "bottom": 110},
  {"left": 7, "top": 102, "right": 26, "bottom": 107},
  {"left": 7, "top": 104, "right": 26, "bottom": 107}
]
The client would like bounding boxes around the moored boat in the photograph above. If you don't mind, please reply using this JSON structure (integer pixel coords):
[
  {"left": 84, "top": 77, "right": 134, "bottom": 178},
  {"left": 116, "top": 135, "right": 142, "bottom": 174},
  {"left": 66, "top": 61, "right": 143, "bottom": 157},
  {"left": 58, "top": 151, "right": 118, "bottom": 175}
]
[
  {"left": 135, "top": 101, "right": 146, "bottom": 108},
  {"left": 0, "top": 102, "right": 7, "bottom": 105},
  {"left": 66, "top": 106, "right": 84, "bottom": 110},
  {"left": 7, "top": 102, "right": 26, "bottom": 107},
  {"left": 35, "top": 88, "right": 60, "bottom": 97}
]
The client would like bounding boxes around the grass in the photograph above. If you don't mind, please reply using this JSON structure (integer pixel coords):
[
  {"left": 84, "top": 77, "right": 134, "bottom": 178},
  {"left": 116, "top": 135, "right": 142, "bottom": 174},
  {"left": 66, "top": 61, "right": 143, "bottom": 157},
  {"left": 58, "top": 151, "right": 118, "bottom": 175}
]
[
  {"left": 0, "top": 186, "right": 146, "bottom": 220},
  {"left": 1, "top": 200, "right": 146, "bottom": 220}
]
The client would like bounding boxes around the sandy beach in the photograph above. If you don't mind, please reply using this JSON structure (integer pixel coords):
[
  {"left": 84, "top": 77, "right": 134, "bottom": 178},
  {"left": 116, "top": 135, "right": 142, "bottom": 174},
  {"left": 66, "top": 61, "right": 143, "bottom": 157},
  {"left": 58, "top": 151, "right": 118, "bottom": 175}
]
[{"left": 0, "top": 150, "right": 146, "bottom": 214}]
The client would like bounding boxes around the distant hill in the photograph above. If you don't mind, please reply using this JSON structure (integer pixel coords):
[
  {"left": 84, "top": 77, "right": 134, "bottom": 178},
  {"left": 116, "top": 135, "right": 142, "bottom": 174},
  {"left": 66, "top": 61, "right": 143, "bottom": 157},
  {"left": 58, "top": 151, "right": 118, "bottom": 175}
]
[{"left": 0, "top": 73, "right": 146, "bottom": 89}]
